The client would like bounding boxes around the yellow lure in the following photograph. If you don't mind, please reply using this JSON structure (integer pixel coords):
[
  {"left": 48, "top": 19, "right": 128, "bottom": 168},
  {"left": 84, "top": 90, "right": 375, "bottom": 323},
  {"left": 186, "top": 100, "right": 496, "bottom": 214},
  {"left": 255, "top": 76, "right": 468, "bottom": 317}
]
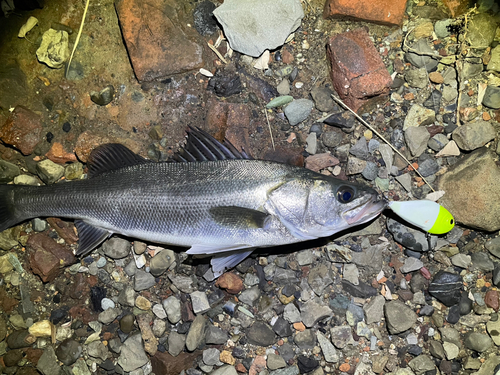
[{"left": 388, "top": 200, "right": 455, "bottom": 235}]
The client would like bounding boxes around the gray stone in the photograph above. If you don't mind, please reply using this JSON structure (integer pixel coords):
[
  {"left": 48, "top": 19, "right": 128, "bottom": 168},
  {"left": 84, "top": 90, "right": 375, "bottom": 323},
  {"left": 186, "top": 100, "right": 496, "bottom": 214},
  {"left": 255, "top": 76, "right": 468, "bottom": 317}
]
[
  {"left": 14, "top": 174, "right": 40, "bottom": 185},
  {"left": 418, "top": 158, "right": 440, "bottom": 177},
  {"left": 168, "top": 274, "right": 195, "bottom": 293},
  {"left": 465, "top": 332, "right": 493, "bottom": 352},
  {"left": 482, "top": 85, "right": 500, "bottom": 109},
  {"left": 244, "top": 273, "right": 260, "bottom": 286},
  {"left": 150, "top": 249, "right": 175, "bottom": 276},
  {"left": 186, "top": 315, "right": 207, "bottom": 351},
  {"left": 351, "top": 244, "right": 385, "bottom": 274},
  {"left": 117, "top": 334, "right": 149, "bottom": 372},
  {"left": 316, "top": 332, "right": 338, "bottom": 363},
  {"left": 239, "top": 286, "right": 261, "bottom": 306},
  {"left": 307, "top": 263, "right": 333, "bottom": 295},
  {"left": 277, "top": 79, "right": 290, "bottom": 95},
  {"left": 363, "top": 295, "right": 385, "bottom": 324},
  {"left": 405, "top": 126, "right": 430, "bottom": 157},
  {"left": 408, "top": 354, "right": 436, "bottom": 373},
  {"left": 211, "top": 365, "right": 238, "bottom": 375},
  {"left": 329, "top": 326, "right": 354, "bottom": 348},
  {"left": 486, "top": 236, "right": 500, "bottom": 259},
  {"left": 0, "top": 160, "right": 20, "bottom": 183},
  {"left": 98, "top": 307, "right": 121, "bottom": 325},
  {"left": 442, "top": 85, "right": 458, "bottom": 102},
  {"left": 466, "top": 13, "right": 497, "bottom": 48},
  {"left": 102, "top": 237, "right": 130, "bottom": 259},
  {"left": 152, "top": 319, "right": 166, "bottom": 337},
  {"left": 443, "top": 341, "right": 459, "bottom": 360},
  {"left": 56, "top": 339, "right": 82, "bottom": 366},
  {"left": 296, "top": 250, "right": 315, "bottom": 265},
  {"left": 321, "top": 130, "right": 343, "bottom": 148},
  {"left": 283, "top": 303, "right": 301, "bottom": 323},
  {"left": 190, "top": 291, "right": 210, "bottom": 314},
  {"left": 453, "top": 120, "right": 496, "bottom": 151},
  {"left": 429, "top": 340, "right": 445, "bottom": 359},
  {"left": 273, "top": 267, "right": 298, "bottom": 285},
  {"left": 434, "top": 19, "right": 452, "bottom": 38},
  {"left": 203, "top": 348, "right": 222, "bottom": 366},
  {"left": 451, "top": 253, "right": 471, "bottom": 268},
  {"left": 439, "top": 326, "right": 462, "bottom": 348},
  {"left": 427, "top": 133, "right": 449, "bottom": 152},
  {"left": 310, "top": 86, "right": 335, "bottom": 112},
  {"left": 403, "top": 104, "right": 435, "bottom": 130},
  {"left": 37, "top": 346, "right": 61, "bottom": 375},
  {"left": 349, "top": 137, "right": 369, "bottom": 160},
  {"left": 384, "top": 300, "right": 417, "bottom": 334},
  {"left": 213, "top": 0, "right": 304, "bottom": 57},
  {"left": 284, "top": 99, "right": 314, "bottom": 126},
  {"left": 405, "top": 67, "right": 428, "bottom": 88},
  {"left": 300, "top": 299, "right": 333, "bottom": 327},
  {"left": 247, "top": 321, "right": 276, "bottom": 346},
  {"left": 343, "top": 263, "right": 359, "bottom": 285},
  {"left": 305, "top": 132, "right": 317, "bottom": 154},
  {"left": 486, "top": 318, "right": 500, "bottom": 346},
  {"left": 346, "top": 156, "right": 367, "bottom": 175},
  {"left": 152, "top": 303, "right": 167, "bottom": 319},
  {"left": 400, "top": 257, "right": 424, "bottom": 273},
  {"left": 36, "top": 159, "right": 65, "bottom": 184},
  {"left": 459, "top": 59, "right": 483, "bottom": 80},
  {"left": 270, "top": 365, "right": 300, "bottom": 375},
  {"left": 439, "top": 148, "right": 500, "bottom": 231},
  {"left": 168, "top": 331, "right": 186, "bottom": 357},
  {"left": 361, "top": 161, "right": 378, "bottom": 181},
  {"left": 163, "top": 296, "right": 181, "bottom": 324},
  {"left": 406, "top": 39, "right": 439, "bottom": 71},
  {"left": 267, "top": 353, "right": 287, "bottom": 370},
  {"left": 294, "top": 329, "right": 316, "bottom": 350},
  {"left": 134, "top": 269, "right": 156, "bottom": 291},
  {"left": 471, "top": 252, "right": 495, "bottom": 271},
  {"left": 487, "top": 45, "right": 500, "bottom": 72},
  {"left": 205, "top": 325, "right": 228, "bottom": 344},
  {"left": 87, "top": 340, "right": 108, "bottom": 361}
]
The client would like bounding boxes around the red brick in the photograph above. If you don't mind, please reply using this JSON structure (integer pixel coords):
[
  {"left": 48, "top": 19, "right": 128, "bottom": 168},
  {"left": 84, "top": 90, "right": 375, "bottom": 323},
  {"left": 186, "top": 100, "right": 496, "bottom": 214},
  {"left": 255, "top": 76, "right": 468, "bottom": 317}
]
[
  {"left": 323, "top": 0, "right": 408, "bottom": 26},
  {"left": 326, "top": 28, "right": 392, "bottom": 113},
  {"left": 0, "top": 106, "right": 42, "bottom": 155},
  {"left": 115, "top": 0, "right": 204, "bottom": 82}
]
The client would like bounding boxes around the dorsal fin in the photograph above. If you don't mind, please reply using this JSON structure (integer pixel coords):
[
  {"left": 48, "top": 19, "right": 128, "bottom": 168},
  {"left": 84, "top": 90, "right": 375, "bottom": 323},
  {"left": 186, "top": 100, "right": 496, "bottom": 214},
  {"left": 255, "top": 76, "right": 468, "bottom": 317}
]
[
  {"left": 87, "top": 144, "right": 150, "bottom": 178},
  {"left": 174, "top": 126, "right": 251, "bottom": 162}
]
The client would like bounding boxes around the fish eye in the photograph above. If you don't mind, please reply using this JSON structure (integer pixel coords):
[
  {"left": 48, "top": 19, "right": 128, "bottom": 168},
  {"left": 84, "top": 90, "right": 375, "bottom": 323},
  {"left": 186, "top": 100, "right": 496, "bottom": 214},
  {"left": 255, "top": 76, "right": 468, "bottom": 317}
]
[{"left": 337, "top": 186, "right": 354, "bottom": 203}]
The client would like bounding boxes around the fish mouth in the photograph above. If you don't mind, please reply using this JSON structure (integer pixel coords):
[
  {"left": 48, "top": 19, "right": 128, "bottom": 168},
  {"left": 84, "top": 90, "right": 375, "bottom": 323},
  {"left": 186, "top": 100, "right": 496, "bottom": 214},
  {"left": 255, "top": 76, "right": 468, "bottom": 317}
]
[{"left": 344, "top": 195, "right": 388, "bottom": 225}]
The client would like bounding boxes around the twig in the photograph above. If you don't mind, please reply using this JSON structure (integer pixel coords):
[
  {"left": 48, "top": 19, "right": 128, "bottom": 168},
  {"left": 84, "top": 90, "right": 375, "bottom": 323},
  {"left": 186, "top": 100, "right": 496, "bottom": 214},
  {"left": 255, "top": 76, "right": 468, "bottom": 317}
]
[
  {"left": 208, "top": 42, "right": 227, "bottom": 64},
  {"left": 264, "top": 108, "right": 275, "bottom": 151},
  {"left": 66, "top": 0, "right": 90, "bottom": 78},
  {"left": 331, "top": 95, "right": 435, "bottom": 192}
]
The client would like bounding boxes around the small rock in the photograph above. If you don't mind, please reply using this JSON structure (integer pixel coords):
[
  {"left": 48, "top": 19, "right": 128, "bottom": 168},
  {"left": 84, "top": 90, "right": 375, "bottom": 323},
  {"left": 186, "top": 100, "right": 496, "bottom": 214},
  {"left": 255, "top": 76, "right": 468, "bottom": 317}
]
[
  {"left": 102, "top": 237, "right": 130, "bottom": 259},
  {"left": 405, "top": 126, "right": 431, "bottom": 157},
  {"left": 384, "top": 300, "right": 417, "bottom": 334},
  {"left": 465, "top": 332, "right": 493, "bottom": 352},
  {"left": 190, "top": 291, "right": 210, "bottom": 314},
  {"left": 429, "top": 271, "right": 462, "bottom": 307},
  {"left": 400, "top": 257, "right": 424, "bottom": 273},
  {"left": 294, "top": 329, "right": 316, "bottom": 350},
  {"left": 193, "top": 1, "right": 218, "bottom": 36},
  {"left": 486, "top": 318, "right": 500, "bottom": 346},
  {"left": 55, "top": 339, "right": 82, "bottom": 366},
  {"left": 163, "top": 296, "right": 182, "bottom": 324},
  {"left": 150, "top": 249, "right": 175, "bottom": 276},
  {"left": 277, "top": 79, "right": 290, "bottom": 95},
  {"left": 267, "top": 353, "right": 287, "bottom": 370},
  {"left": 203, "top": 348, "right": 222, "bottom": 366},
  {"left": 239, "top": 286, "right": 261, "bottom": 306},
  {"left": 36, "top": 159, "right": 65, "bottom": 184},
  {"left": 168, "top": 331, "right": 186, "bottom": 357},
  {"left": 330, "top": 325, "right": 354, "bottom": 348},
  {"left": 428, "top": 133, "right": 449, "bottom": 152},
  {"left": 247, "top": 321, "right": 276, "bottom": 346},
  {"left": 482, "top": 85, "right": 500, "bottom": 109},
  {"left": 134, "top": 269, "right": 156, "bottom": 291},
  {"left": 37, "top": 346, "right": 61, "bottom": 375},
  {"left": 0, "top": 160, "right": 20, "bottom": 183},
  {"left": 284, "top": 99, "right": 314, "bottom": 126},
  {"left": 300, "top": 299, "right": 333, "bottom": 327},
  {"left": 452, "top": 120, "right": 496, "bottom": 151},
  {"left": 0, "top": 106, "right": 43, "bottom": 155},
  {"left": 310, "top": 87, "right": 335, "bottom": 112},
  {"left": 215, "top": 272, "right": 243, "bottom": 294},
  {"left": 349, "top": 137, "right": 369, "bottom": 159},
  {"left": 471, "top": 252, "right": 495, "bottom": 271},
  {"left": 305, "top": 132, "right": 317, "bottom": 154},
  {"left": 405, "top": 68, "right": 428, "bottom": 89},
  {"left": 363, "top": 295, "right": 385, "bottom": 324},
  {"left": 316, "top": 331, "right": 338, "bottom": 363},
  {"left": 408, "top": 354, "right": 436, "bottom": 374},
  {"left": 186, "top": 315, "right": 207, "bottom": 351},
  {"left": 406, "top": 39, "right": 439, "bottom": 71},
  {"left": 451, "top": 253, "right": 471, "bottom": 268},
  {"left": 205, "top": 325, "right": 228, "bottom": 344}
]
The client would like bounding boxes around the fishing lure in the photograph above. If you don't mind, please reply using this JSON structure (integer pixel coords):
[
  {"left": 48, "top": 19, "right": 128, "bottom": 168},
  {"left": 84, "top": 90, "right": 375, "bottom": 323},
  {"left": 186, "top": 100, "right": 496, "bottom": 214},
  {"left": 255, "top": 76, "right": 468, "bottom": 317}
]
[{"left": 388, "top": 200, "right": 455, "bottom": 235}]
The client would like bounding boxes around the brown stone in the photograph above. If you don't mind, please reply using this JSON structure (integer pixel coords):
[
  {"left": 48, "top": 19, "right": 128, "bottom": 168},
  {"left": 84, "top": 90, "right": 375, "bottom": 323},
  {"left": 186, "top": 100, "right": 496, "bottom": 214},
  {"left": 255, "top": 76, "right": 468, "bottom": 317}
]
[
  {"left": 0, "top": 106, "right": 42, "bottom": 155},
  {"left": 136, "top": 313, "right": 158, "bottom": 356},
  {"left": 485, "top": 290, "right": 499, "bottom": 312},
  {"left": 324, "top": 0, "right": 408, "bottom": 26},
  {"left": 27, "top": 233, "right": 76, "bottom": 266},
  {"left": 69, "top": 304, "right": 97, "bottom": 324},
  {"left": 429, "top": 71, "right": 445, "bottom": 84},
  {"left": 442, "top": 0, "right": 469, "bottom": 17},
  {"left": 29, "top": 249, "right": 60, "bottom": 283},
  {"left": 205, "top": 97, "right": 253, "bottom": 154},
  {"left": 74, "top": 131, "right": 111, "bottom": 163},
  {"left": 215, "top": 272, "right": 244, "bottom": 294},
  {"left": 25, "top": 348, "right": 43, "bottom": 365},
  {"left": 46, "top": 218, "right": 78, "bottom": 245},
  {"left": 263, "top": 146, "right": 304, "bottom": 167},
  {"left": 326, "top": 28, "right": 392, "bottom": 113},
  {"left": 151, "top": 350, "right": 201, "bottom": 375},
  {"left": 115, "top": 0, "right": 203, "bottom": 82},
  {"left": 69, "top": 273, "right": 91, "bottom": 300},
  {"left": 45, "top": 142, "right": 77, "bottom": 164},
  {"left": 305, "top": 153, "right": 339, "bottom": 172},
  {"left": 0, "top": 286, "right": 19, "bottom": 313}
]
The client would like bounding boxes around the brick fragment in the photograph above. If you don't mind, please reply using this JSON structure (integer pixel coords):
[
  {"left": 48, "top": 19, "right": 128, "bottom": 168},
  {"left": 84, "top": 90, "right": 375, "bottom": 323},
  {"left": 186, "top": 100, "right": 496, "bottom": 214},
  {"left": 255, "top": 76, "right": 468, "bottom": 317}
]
[{"left": 0, "top": 106, "right": 42, "bottom": 155}]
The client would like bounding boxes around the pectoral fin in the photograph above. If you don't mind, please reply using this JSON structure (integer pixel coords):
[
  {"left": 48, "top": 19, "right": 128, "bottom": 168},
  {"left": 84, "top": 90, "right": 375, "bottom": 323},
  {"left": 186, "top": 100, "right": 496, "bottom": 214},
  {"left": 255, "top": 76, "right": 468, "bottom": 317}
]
[
  {"left": 209, "top": 206, "right": 271, "bottom": 229},
  {"left": 75, "top": 220, "right": 112, "bottom": 256}
]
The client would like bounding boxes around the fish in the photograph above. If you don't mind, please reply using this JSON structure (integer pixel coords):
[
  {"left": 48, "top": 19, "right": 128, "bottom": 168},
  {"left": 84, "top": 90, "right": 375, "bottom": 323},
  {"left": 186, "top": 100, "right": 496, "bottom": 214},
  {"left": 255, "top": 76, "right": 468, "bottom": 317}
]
[
  {"left": 0, "top": 127, "right": 387, "bottom": 277},
  {"left": 388, "top": 200, "right": 455, "bottom": 235}
]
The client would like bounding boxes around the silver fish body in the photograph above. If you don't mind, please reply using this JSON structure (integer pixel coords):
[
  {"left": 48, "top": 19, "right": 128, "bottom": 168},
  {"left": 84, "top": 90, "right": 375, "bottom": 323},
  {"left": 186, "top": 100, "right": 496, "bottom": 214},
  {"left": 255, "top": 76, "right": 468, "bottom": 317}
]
[{"left": 0, "top": 131, "right": 386, "bottom": 276}]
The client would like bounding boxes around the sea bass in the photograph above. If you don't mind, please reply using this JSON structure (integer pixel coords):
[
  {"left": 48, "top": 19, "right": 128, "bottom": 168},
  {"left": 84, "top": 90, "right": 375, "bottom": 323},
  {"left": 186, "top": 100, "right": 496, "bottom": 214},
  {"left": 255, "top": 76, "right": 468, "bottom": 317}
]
[{"left": 0, "top": 128, "right": 387, "bottom": 277}]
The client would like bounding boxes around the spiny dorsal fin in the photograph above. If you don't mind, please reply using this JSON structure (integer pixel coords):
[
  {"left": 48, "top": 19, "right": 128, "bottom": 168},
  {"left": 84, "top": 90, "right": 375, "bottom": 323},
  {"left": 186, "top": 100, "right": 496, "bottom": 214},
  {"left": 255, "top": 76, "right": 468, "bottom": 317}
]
[
  {"left": 87, "top": 144, "right": 150, "bottom": 178},
  {"left": 174, "top": 126, "right": 251, "bottom": 162}
]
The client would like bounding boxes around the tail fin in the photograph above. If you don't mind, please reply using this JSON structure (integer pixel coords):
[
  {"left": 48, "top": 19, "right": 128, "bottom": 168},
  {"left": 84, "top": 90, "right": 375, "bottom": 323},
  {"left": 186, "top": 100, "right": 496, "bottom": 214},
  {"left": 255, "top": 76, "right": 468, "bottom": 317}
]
[{"left": 0, "top": 185, "right": 20, "bottom": 232}]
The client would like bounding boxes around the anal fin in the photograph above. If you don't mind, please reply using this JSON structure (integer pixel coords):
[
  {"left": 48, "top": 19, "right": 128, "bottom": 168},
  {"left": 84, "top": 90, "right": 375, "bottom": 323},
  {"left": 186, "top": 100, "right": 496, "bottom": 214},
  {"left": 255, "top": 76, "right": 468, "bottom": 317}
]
[
  {"left": 211, "top": 250, "right": 254, "bottom": 278},
  {"left": 187, "top": 243, "right": 253, "bottom": 255},
  {"left": 75, "top": 220, "right": 111, "bottom": 256}
]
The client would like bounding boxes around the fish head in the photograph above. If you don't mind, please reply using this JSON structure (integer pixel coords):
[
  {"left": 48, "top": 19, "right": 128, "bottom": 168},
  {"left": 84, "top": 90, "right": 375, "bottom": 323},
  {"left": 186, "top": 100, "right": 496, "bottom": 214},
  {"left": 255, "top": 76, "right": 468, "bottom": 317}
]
[
  {"left": 305, "top": 178, "right": 387, "bottom": 236},
  {"left": 266, "top": 176, "right": 387, "bottom": 240}
]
